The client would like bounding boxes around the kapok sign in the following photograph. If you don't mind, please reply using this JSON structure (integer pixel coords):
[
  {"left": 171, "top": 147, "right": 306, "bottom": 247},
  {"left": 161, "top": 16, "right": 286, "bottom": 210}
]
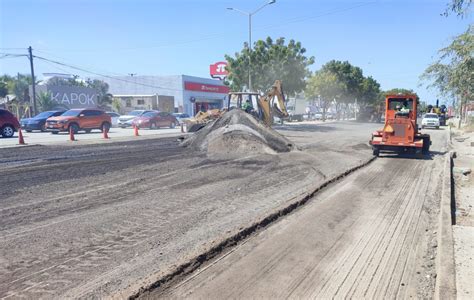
[{"left": 209, "top": 61, "right": 228, "bottom": 80}]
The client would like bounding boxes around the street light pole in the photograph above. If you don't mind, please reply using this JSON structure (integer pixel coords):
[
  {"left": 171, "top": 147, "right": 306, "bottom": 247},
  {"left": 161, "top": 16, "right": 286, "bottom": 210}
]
[
  {"left": 248, "top": 14, "right": 252, "bottom": 91},
  {"left": 227, "top": 0, "right": 276, "bottom": 92}
]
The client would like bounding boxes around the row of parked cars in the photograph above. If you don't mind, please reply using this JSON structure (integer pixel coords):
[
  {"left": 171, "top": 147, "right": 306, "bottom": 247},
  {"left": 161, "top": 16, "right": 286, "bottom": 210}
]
[{"left": 0, "top": 108, "right": 192, "bottom": 138}]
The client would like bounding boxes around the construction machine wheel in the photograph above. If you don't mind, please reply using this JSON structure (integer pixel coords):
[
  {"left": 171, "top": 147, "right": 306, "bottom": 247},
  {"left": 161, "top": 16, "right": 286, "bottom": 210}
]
[
  {"left": 372, "top": 148, "right": 380, "bottom": 157},
  {"left": 422, "top": 136, "right": 430, "bottom": 154}
]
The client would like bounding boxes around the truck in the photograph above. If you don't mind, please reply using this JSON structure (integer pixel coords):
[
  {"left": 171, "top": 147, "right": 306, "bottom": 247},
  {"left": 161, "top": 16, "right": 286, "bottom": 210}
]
[{"left": 286, "top": 97, "right": 307, "bottom": 122}]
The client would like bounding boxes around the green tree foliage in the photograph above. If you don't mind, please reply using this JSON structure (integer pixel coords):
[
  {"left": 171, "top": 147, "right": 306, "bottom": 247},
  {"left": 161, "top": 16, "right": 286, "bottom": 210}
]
[
  {"left": 37, "top": 91, "right": 56, "bottom": 112},
  {"left": 0, "top": 80, "right": 8, "bottom": 98},
  {"left": 112, "top": 98, "right": 122, "bottom": 113},
  {"left": 86, "top": 79, "right": 113, "bottom": 109},
  {"left": 420, "top": 25, "right": 473, "bottom": 111},
  {"left": 443, "top": 0, "right": 472, "bottom": 17},
  {"left": 312, "top": 60, "right": 382, "bottom": 105},
  {"left": 47, "top": 76, "right": 86, "bottom": 87},
  {"left": 305, "top": 71, "right": 345, "bottom": 119},
  {"left": 9, "top": 74, "right": 33, "bottom": 103},
  {"left": 320, "top": 60, "right": 364, "bottom": 101},
  {"left": 225, "top": 37, "right": 314, "bottom": 95}
]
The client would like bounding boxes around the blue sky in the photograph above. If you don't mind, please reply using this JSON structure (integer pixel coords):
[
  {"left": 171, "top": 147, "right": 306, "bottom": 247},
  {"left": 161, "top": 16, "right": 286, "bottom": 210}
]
[{"left": 0, "top": 0, "right": 471, "bottom": 104}]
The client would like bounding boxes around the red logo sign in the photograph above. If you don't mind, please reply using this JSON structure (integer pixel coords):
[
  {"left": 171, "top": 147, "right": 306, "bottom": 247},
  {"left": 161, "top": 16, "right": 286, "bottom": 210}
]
[
  {"left": 210, "top": 61, "right": 228, "bottom": 79},
  {"left": 184, "top": 82, "right": 230, "bottom": 94}
]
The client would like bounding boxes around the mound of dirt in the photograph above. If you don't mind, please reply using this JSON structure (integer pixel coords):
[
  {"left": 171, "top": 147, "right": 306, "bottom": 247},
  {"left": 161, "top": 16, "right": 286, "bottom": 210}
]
[{"left": 181, "top": 109, "right": 294, "bottom": 156}]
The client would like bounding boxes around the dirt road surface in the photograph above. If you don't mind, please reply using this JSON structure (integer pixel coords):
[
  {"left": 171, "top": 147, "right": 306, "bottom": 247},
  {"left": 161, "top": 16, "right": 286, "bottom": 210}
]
[
  {"left": 1, "top": 121, "right": 379, "bottom": 298},
  {"left": 149, "top": 128, "right": 449, "bottom": 299}
]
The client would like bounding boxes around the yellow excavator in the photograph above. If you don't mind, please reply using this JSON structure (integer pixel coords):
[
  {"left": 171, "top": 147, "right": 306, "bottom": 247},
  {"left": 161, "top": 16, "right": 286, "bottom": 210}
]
[{"left": 185, "top": 80, "right": 289, "bottom": 132}]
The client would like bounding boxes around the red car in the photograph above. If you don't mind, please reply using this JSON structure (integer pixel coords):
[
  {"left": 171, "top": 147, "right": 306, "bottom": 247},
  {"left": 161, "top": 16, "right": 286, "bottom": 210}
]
[
  {"left": 132, "top": 111, "right": 178, "bottom": 129},
  {"left": 0, "top": 109, "right": 20, "bottom": 138}
]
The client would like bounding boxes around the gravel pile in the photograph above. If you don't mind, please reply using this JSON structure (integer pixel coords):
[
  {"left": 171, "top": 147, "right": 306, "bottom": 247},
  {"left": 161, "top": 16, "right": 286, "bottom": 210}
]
[{"left": 181, "top": 109, "right": 294, "bottom": 155}]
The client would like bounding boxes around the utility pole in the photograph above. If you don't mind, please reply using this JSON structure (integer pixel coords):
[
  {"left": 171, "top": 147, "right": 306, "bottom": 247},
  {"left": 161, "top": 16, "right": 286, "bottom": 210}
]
[{"left": 28, "top": 46, "right": 37, "bottom": 115}]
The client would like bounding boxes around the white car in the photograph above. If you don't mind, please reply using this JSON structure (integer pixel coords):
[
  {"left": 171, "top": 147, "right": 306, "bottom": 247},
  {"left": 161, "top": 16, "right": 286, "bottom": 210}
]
[
  {"left": 172, "top": 113, "right": 191, "bottom": 125},
  {"left": 106, "top": 112, "right": 120, "bottom": 127},
  {"left": 421, "top": 113, "right": 440, "bottom": 129}
]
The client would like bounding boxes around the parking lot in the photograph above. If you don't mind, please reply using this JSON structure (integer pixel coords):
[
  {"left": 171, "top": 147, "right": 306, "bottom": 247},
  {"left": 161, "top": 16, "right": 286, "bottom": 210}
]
[{"left": 0, "top": 127, "right": 184, "bottom": 148}]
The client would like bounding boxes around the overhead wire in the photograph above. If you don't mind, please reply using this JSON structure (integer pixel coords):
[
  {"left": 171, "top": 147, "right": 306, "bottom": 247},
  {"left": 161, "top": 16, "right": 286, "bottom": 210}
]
[{"left": 33, "top": 55, "right": 184, "bottom": 92}]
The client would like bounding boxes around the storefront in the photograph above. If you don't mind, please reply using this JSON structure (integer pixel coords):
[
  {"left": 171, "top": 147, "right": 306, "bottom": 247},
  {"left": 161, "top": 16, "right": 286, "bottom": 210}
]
[
  {"left": 103, "top": 75, "right": 229, "bottom": 116},
  {"left": 183, "top": 79, "right": 229, "bottom": 116}
]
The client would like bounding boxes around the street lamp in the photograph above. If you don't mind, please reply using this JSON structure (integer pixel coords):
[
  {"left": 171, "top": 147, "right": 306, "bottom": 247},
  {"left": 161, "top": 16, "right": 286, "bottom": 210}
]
[{"left": 227, "top": 0, "right": 276, "bottom": 92}]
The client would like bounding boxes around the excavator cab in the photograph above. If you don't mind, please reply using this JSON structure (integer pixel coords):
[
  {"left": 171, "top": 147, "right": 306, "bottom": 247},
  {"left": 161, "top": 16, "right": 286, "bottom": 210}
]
[
  {"left": 228, "top": 92, "right": 261, "bottom": 117},
  {"left": 370, "top": 94, "right": 430, "bottom": 157},
  {"left": 227, "top": 80, "right": 289, "bottom": 127}
]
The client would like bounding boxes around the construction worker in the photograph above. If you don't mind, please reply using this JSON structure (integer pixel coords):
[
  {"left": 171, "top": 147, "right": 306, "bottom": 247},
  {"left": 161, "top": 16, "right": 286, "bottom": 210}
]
[
  {"left": 400, "top": 101, "right": 410, "bottom": 113},
  {"left": 242, "top": 99, "right": 253, "bottom": 113}
]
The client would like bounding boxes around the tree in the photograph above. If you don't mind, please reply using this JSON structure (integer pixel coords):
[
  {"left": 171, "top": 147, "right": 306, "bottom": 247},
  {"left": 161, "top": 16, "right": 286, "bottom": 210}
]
[
  {"left": 0, "top": 81, "right": 8, "bottom": 98},
  {"left": 443, "top": 0, "right": 472, "bottom": 17},
  {"left": 112, "top": 98, "right": 122, "bottom": 113},
  {"left": 225, "top": 37, "right": 314, "bottom": 96},
  {"left": 305, "top": 71, "right": 345, "bottom": 120},
  {"left": 85, "top": 79, "right": 113, "bottom": 109},
  {"left": 320, "top": 60, "right": 364, "bottom": 102},
  {"left": 47, "top": 76, "right": 85, "bottom": 87},
  {"left": 420, "top": 25, "right": 473, "bottom": 122},
  {"left": 37, "top": 91, "right": 56, "bottom": 112},
  {"left": 10, "top": 74, "right": 33, "bottom": 103}
]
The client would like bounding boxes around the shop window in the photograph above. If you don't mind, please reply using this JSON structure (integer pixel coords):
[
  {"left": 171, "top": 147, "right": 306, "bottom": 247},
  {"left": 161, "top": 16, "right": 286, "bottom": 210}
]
[{"left": 137, "top": 99, "right": 145, "bottom": 105}]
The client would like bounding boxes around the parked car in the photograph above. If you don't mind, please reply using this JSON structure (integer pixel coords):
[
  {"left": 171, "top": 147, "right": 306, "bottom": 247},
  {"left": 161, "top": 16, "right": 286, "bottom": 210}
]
[
  {"left": 313, "top": 112, "right": 323, "bottom": 120},
  {"left": 0, "top": 109, "right": 20, "bottom": 138},
  {"left": 132, "top": 111, "right": 178, "bottom": 129},
  {"left": 118, "top": 110, "right": 155, "bottom": 128},
  {"left": 45, "top": 108, "right": 112, "bottom": 134},
  {"left": 172, "top": 113, "right": 191, "bottom": 125},
  {"left": 421, "top": 113, "right": 440, "bottom": 129},
  {"left": 21, "top": 110, "right": 66, "bottom": 132},
  {"left": 106, "top": 112, "right": 120, "bottom": 127}
]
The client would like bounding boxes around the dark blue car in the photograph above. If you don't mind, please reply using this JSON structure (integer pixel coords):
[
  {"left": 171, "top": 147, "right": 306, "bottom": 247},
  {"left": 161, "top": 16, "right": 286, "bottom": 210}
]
[{"left": 21, "top": 110, "right": 65, "bottom": 132}]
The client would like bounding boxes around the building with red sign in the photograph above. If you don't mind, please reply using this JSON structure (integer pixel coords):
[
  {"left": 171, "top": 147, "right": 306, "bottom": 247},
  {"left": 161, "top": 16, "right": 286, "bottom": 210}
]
[{"left": 103, "top": 75, "right": 229, "bottom": 116}]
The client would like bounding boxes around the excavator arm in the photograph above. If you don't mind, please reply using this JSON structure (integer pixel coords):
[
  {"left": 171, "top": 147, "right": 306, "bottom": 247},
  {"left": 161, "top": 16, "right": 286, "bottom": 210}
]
[{"left": 257, "top": 80, "right": 289, "bottom": 127}]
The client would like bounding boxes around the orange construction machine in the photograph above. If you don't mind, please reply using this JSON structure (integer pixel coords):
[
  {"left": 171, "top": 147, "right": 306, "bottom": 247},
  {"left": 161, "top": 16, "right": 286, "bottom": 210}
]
[{"left": 369, "top": 94, "right": 430, "bottom": 157}]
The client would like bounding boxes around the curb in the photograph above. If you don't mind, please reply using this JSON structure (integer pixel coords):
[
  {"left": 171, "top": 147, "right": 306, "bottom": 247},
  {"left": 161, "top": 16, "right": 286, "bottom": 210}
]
[
  {"left": 434, "top": 151, "right": 457, "bottom": 299},
  {"left": 129, "top": 156, "right": 376, "bottom": 299}
]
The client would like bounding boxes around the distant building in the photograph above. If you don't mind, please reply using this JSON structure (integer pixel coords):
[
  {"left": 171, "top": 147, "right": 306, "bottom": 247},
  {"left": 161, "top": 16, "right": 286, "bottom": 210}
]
[{"left": 103, "top": 75, "right": 229, "bottom": 116}]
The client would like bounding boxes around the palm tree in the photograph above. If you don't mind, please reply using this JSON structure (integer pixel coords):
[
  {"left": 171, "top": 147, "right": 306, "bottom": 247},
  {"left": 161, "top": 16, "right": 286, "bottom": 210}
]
[{"left": 37, "top": 91, "right": 56, "bottom": 112}]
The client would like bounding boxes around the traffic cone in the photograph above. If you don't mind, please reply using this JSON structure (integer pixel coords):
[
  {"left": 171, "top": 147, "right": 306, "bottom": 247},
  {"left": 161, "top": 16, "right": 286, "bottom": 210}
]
[
  {"left": 103, "top": 127, "right": 109, "bottom": 139},
  {"left": 134, "top": 124, "right": 139, "bottom": 136},
  {"left": 18, "top": 129, "right": 26, "bottom": 145},
  {"left": 69, "top": 126, "right": 76, "bottom": 141}
]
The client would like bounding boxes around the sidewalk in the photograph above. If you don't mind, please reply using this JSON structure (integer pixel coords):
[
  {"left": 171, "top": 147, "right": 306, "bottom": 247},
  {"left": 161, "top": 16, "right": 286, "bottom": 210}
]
[{"left": 450, "top": 128, "right": 474, "bottom": 298}]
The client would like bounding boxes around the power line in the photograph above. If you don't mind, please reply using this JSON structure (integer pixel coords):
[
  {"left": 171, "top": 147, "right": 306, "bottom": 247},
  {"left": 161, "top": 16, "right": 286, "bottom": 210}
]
[
  {"left": 33, "top": 55, "right": 183, "bottom": 92},
  {"left": 34, "top": 49, "right": 126, "bottom": 77}
]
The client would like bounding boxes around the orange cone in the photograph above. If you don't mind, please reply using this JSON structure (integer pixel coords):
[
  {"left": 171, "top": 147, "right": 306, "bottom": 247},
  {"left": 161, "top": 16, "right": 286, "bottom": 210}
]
[
  {"left": 103, "top": 127, "right": 109, "bottom": 139},
  {"left": 69, "top": 126, "right": 76, "bottom": 141},
  {"left": 18, "top": 129, "right": 26, "bottom": 145},
  {"left": 134, "top": 124, "right": 139, "bottom": 136}
]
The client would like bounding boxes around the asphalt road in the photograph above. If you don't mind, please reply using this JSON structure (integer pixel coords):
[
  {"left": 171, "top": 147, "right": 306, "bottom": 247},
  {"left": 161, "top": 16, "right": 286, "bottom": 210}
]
[
  {"left": 148, "top": 128, "right": 449, "bottom": 299},
  {"left": 0, "top": 121, "right": 380, "bottom": 298}
]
